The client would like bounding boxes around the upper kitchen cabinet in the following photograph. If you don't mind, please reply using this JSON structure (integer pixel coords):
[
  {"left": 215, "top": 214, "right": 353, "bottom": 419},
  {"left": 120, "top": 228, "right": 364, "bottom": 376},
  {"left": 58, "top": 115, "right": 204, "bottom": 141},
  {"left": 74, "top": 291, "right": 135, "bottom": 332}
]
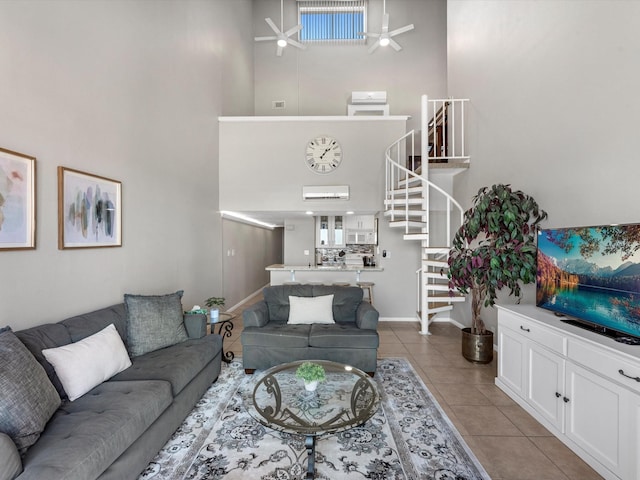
[
  {"left": 316, "top": 215, "right": 345, "bottom": 248},
  {"left": 346, "top": 215, "right": 377, "bottom": 245}
]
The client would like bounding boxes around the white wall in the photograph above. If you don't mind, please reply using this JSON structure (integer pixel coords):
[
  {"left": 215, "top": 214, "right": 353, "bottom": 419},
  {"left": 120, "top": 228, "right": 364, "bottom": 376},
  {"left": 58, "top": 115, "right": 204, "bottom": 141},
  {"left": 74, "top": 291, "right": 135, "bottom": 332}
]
[
  {"left": 222, "top": 219, "right": 283, "bottom": 308},
  {"left": 219, "top": 117, "right": 408, "bottom": 212},
  {"left": 447, "top": 0, "right": 640, "bottom": 331},
  {"left": 284, "top": 217, "right": 316, "bottom": 265},
  {"left": 253, "top": 0, "right": 447, "bottom": 132},
  {"left": 0, "top": 0, "right": 254, "bottom": 329}
]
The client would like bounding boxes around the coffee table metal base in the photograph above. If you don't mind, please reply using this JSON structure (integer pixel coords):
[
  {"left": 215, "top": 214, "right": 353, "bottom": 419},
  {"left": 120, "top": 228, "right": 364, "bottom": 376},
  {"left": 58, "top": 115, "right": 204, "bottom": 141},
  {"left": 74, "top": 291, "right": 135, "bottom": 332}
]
[{"left": 305, "top": 435, "right": 315, "bottom": 480}]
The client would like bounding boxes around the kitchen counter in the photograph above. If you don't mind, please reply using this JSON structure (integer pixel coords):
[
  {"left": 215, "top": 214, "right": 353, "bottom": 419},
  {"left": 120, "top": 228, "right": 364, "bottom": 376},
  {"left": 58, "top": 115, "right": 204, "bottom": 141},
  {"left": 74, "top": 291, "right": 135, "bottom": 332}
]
[
  {"left": 266, "top": 264, "right": 383, "bottom": 272},
  {"left": 266, "top": 264, "right": 383, "bottom": 284}
]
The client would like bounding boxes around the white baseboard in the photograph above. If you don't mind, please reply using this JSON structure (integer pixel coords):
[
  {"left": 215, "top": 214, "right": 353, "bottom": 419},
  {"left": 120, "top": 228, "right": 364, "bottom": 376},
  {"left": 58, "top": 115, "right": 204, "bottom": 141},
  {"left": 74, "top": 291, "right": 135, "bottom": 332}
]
[
  {"left": 227, "top": 284, "right": 269, "bottom": 312},
  {"left": 379, "top": 317, "right": 419, "bottom": 322}
]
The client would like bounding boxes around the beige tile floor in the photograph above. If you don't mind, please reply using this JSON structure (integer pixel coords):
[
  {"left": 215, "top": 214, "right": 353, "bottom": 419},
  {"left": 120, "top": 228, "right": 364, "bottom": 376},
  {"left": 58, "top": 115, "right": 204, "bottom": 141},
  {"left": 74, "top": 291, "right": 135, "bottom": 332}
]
[{"left": 222, "top": 296, "right": 603, "bottom": 480}]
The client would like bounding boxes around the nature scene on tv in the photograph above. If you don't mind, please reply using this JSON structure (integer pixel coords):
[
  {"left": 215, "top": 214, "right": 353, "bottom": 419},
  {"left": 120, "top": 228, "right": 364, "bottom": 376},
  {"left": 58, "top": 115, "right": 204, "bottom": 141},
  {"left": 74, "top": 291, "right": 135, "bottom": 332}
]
[{"left": 537, "top": 224, "right": 640, "bottom": 338}]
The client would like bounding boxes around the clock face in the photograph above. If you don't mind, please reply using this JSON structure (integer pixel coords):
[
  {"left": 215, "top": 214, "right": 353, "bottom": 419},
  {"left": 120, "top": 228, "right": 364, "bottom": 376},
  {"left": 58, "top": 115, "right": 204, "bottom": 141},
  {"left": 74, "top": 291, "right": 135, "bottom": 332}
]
[{"left": 305, "top": 135, "right": 342, "bottom": 174}]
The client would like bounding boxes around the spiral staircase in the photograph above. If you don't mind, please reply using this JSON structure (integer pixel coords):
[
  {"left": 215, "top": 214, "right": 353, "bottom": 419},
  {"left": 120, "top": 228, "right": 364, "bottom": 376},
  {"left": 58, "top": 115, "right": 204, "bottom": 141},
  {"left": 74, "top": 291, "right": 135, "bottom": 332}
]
[{"left": 384, "top": 95, "right": 470, "bottom": 334}]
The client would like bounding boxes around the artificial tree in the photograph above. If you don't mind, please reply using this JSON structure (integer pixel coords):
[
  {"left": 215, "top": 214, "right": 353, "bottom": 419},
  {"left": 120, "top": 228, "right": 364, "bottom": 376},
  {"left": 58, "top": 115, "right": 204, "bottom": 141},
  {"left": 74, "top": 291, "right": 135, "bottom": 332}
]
[{"left": 448, "top": 184, "right": 548, "bottom": 337}]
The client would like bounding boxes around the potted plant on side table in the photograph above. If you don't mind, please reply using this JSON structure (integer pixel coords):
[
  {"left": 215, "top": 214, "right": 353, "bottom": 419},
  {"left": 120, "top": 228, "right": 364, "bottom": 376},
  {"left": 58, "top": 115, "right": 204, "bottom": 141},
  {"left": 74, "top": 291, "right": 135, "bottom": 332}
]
[
  {"left": 205, "top": 296, "right": 225, "bottom": 324},
  {"left": 448, "top": 184, "right": 547, "bottom": 363}
]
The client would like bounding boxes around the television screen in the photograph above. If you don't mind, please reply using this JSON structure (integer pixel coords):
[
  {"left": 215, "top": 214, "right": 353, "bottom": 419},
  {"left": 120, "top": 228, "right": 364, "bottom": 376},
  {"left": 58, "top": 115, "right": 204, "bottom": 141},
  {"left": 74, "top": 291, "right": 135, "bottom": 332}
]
[{"left": 536, "top": 224, "right": 640, "bottom": 341}]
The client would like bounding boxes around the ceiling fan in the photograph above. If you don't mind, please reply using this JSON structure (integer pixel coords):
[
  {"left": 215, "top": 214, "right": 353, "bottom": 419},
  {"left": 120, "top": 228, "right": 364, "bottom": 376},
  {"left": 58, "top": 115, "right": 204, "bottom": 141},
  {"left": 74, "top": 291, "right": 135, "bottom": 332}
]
[
  {"left": 362, "top": 0, "right": 415, "bottom": 54},
  {"left": 254, "top": 0, "right": 307, "bottom": 57}
]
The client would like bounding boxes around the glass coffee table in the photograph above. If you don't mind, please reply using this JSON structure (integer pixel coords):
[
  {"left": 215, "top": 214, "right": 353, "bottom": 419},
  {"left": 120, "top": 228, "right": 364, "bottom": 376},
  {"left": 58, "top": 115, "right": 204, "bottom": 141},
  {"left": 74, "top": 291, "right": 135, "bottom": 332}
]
[{"left": 244, "top": 360, "right": 379, "bottom": 479}]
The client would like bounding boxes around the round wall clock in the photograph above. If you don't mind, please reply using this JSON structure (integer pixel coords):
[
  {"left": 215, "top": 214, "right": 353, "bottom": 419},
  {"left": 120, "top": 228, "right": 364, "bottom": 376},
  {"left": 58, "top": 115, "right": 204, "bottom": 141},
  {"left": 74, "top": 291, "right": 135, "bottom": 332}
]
[{"left": 305, "top": 135, "right": 342, "bottom": 174}]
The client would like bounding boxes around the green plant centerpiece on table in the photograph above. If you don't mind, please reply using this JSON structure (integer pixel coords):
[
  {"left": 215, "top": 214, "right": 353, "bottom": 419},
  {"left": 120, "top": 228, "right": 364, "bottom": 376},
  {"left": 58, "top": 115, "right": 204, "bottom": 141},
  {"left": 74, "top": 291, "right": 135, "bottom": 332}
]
[
  {"left": 448, "top": 184, "right": 547, "bottom": 363},
  {"left": 296, "top": 362, "right": 326, "bottom": 392},
  {"left": 205, "top": 296, "right": 225, "bottom": 323}
]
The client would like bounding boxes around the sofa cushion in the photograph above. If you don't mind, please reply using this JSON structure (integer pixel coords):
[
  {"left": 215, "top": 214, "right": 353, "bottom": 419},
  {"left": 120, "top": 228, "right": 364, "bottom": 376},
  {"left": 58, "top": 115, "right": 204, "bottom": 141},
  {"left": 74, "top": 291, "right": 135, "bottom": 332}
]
[
  {"left": 264, "top": 285, "right": 314, "bottom": 322},
  {"left": 309, "top": 323, "right": 380, "bottom": 349},
  {"left": 110, "top": 334, "right": 221, "bottom": 396},
  {"left": 0, "top": 432, "right": 22, "bottom": 480},
  {"left": 61, "top": 304, "right": 128, "bottom": 344},
  {"left": 241, "top": 324, "right": 311, "bottom": 348},
  {"left": 124, "top": 291, "right": 188, "bottom": 357},
  {"left": 20, "top": 380, "right": 172, "bottom": 480},
  {"left": 288, "top": 295, "right": 335, "bottom": 325},
  {"left": 0, "top": 328, "right": 61, "bottom": 454},
  {"left": 42, "top": 324, "right": 132, "bottom": 401},
  {"left": 312, "top": 285, "right": 363, "bottom": 323},
  {"left": 14, "top": 323, "right": 73, "bottom": 400}
]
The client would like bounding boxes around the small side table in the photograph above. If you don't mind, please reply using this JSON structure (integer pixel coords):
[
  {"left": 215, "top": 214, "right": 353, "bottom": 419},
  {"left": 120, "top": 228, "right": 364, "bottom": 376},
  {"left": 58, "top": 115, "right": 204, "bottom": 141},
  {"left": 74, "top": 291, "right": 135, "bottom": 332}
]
[{"left": 210, "top": 312, "right": 235, "bottom": 363}]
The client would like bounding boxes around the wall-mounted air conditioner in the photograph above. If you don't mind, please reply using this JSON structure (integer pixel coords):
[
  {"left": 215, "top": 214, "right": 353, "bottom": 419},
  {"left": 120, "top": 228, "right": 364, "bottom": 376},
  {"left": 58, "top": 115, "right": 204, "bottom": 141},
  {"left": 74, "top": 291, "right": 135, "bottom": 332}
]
[
  {"left": 351, "top": 91, "right": 387, "bottom": 104},
  {"left": 302, "top": 185, "right": 350, "bottom": 200}
]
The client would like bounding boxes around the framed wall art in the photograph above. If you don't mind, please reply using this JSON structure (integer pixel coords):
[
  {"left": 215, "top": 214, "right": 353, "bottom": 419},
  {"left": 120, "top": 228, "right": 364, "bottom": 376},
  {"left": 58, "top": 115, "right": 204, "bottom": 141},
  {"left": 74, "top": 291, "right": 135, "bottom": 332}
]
[
  {"left": 0, "top": 147, "right": 36, "bottom": 251},
  {"left": 58, "top": 167, "right": 122, "bottom": 249}
]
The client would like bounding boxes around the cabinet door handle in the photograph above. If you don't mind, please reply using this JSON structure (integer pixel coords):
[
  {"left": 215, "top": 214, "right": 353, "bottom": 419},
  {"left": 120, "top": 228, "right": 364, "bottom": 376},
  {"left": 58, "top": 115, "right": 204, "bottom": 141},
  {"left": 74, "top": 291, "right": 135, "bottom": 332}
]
[
  {"left": 563, "top": 397, "right": 570, "bottom": 403},
  {"left": 555, "top": 392, "right": 561, "bottom": 398},
  {"left": 520, "top": 326, "right": 530, "bottom": 332},
  {"left": 618, "top": 369, "right": 640, "bottom": 382}
]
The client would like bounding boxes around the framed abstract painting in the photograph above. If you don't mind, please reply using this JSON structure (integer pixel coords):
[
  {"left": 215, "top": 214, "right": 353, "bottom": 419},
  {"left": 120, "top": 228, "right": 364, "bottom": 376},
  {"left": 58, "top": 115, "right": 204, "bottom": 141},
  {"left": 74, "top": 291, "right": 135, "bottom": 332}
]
[
  {"left": 57, "top": 167, "right": 122, "bottom": 249},
  {"left": 0, "top": 147, "right": 36, "bottom": 251}
]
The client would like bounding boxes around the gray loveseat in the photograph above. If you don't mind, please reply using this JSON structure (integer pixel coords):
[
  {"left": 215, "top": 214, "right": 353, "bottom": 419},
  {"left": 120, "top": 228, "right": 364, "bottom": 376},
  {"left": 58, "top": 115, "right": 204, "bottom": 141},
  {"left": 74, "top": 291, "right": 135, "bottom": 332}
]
[
  {"left": 242, "top": 285, "right": 379, "bottom": 375},
  {"left": 1, "top": 302, "right": 222, "bottom": 480}
]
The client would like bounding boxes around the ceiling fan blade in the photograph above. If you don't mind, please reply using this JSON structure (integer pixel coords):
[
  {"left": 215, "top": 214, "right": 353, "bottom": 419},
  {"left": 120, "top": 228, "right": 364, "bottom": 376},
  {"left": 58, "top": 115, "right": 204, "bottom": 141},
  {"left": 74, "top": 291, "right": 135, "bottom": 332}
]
[
  {"left": 368, "top": 40, "right": 381, "bottom": 54},
  {"left": 265, "top": 17, "right": 282, "bottom": 35},
  {"left": 284, "top": 24, "right": 303, "bottom": 37},
  {"left": 389, "top": 24, "right": 414, "bottom": 37},
  {"left": 359, "top": 32, "right": 380, "bottom": 38},
  {"left": 254, "top": 35, "right": 278, "bottom": 42},
  {"left": 381, "top": 13, "right": 389, "bottom": 34},
  {"left": 389, "top": 38, "right": 402, "bottom": 51},
  {"left": 287, "top": 38, "right": 307, "bottom": 50}
]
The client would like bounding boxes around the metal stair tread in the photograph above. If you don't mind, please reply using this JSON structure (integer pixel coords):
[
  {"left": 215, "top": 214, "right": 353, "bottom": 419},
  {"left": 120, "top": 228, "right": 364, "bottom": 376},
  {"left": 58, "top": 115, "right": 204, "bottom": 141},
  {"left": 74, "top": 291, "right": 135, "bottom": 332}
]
[
  {"left": 384, "top": 198, "right": 424, "bottom": 206},
  {"left": 384, "top": 209, "right": 427, "bottom": 217},
  {"left": 403, "top": 233, "right": 429, "bottom": 240},
  {"left": 425, "top": 284, "right": 451, "bottom": 291},
  {"left": 423, "top": 247, "right": 450, "bottom": 254},
  {"left": 424, "top": 271, "right": 447, "bottom": 279},
  {"left": 389, "top": 220, "right": 426, "bottom": 228},
  {"left": 389, "top": 186, "right": 424, "bottom": 195},
  {"left": 426, "top": 293, "right": 466, "bottom": 302},
  {"left": 422, "top": 259, "right": 449, "bottom": 267}
]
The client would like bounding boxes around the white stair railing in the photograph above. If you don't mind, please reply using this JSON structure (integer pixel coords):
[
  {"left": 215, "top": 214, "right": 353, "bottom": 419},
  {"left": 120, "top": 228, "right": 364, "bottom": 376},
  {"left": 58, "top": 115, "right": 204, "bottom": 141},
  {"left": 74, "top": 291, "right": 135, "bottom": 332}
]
[{"left": 384, "top": 95, "right": 469, "bottom": 335}]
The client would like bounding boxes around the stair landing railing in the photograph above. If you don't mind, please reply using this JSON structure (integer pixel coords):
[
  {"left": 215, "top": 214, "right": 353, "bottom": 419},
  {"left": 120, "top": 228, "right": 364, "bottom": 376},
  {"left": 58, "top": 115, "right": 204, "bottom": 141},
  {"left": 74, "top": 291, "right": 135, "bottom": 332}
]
[{"left": 385, "top": 133, "right": 464, "bottom": 244}]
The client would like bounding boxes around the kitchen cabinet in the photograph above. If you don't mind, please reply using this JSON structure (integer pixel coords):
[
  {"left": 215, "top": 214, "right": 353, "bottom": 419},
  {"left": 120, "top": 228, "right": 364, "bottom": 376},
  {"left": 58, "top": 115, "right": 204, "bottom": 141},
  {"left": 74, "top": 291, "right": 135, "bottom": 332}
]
[
  {"left": 496, "top": 305, "right": 640, "bottom": 480},
  {"left": 346, "top": 215, "right": 375, "bottom": 231},
  {"left": 345, "top": 215, "right": 377, "bottom": 245},
  {"left": 316, "top": 215, "right": 345, "bottom": 248}
]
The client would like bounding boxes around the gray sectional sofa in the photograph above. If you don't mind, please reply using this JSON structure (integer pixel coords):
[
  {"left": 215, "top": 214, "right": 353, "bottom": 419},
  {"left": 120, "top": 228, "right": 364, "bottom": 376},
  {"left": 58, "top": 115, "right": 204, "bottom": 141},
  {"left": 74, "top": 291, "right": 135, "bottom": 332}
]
[
  {"left": 0, "top": 300, "right": 222, "bottom": 480},
  {"left": 242, "top": 285, "right": 379, "bottom": 375}
]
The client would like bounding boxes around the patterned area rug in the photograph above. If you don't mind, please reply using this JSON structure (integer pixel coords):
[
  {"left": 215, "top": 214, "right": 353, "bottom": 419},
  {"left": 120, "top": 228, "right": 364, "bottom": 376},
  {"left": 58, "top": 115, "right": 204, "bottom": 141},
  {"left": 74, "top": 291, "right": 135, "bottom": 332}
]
[{"left": 139, "top": 358, "right": 490, "bottom": 480}]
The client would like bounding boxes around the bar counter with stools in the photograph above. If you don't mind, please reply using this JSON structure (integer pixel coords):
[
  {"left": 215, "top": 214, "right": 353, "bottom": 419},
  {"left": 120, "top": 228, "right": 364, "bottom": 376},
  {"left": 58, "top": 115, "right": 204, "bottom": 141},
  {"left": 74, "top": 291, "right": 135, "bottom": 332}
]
[
  {"left": 266, "top": 264, "right": 383, "bottom": 287},
  {"left": 356, "top": 281, "right": 375, "bottom": 305}
]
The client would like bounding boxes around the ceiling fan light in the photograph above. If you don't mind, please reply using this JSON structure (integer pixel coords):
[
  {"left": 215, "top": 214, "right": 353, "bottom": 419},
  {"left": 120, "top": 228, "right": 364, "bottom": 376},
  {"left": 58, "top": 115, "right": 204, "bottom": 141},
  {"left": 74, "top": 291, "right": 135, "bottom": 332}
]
[
  {"left": 379, "top": 37, "right": 390, "bottom": 47},
  {"left": 277, "top": 38, "right": 287, "bottom": 48}
]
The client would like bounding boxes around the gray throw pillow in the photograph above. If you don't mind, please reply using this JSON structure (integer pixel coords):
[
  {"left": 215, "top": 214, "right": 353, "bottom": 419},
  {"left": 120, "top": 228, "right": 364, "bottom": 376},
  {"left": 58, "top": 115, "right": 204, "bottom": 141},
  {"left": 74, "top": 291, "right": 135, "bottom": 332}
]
[
  {"left": 0, "top": 327, "right": 61, "bottom": 454},
  {"left": 124, "top": 290, "right": 188, "bottom": 357}
]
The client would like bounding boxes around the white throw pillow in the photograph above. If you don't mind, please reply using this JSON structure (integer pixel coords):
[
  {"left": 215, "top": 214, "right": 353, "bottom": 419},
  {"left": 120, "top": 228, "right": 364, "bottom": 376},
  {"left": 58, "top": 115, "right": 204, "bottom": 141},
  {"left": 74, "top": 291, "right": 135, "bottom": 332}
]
[
  {"left": 287, "top": 295, "right": 335, "bottom": 325},
  {"left": 42, "top": 324, "right": 131, "bottom": 401}
]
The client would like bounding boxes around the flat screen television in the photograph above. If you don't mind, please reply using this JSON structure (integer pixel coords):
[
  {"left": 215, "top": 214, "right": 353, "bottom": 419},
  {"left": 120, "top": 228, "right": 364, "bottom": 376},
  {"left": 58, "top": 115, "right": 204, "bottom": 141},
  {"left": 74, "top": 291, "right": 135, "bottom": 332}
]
[{"left": 536, "top": 223, "right": 640, "bottom": 344}]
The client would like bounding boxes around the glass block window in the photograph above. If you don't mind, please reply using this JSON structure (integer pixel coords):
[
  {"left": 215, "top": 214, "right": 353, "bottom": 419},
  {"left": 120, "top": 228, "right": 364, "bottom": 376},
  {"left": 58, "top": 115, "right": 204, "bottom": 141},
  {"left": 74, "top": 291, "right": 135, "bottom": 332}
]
[{"left": 297, "top": 0, "right": 367, "bottom": 43}]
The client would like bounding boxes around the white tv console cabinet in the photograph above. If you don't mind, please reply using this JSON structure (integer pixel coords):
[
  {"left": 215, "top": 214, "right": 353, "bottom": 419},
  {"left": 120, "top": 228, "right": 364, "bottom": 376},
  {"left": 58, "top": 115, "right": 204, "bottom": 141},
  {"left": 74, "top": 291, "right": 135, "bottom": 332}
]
[{"left": 496, "top": 304, "right": 640, "bottom": 480}]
